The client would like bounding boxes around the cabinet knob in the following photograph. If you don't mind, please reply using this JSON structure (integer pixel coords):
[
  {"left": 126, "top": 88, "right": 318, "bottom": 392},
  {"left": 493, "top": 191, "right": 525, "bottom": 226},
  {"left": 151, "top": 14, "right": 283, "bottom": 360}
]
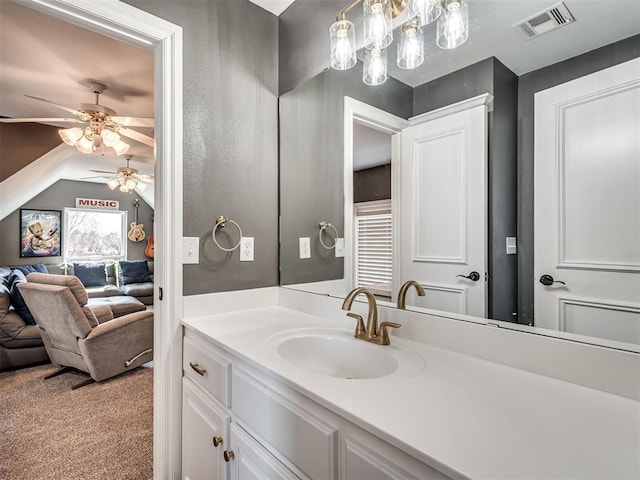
[
  {"left": 212, "top": 436, "right": 223, "bottom": 447},
  {"left": 223, "top": 450, "right": 235, "bottom": 462}
]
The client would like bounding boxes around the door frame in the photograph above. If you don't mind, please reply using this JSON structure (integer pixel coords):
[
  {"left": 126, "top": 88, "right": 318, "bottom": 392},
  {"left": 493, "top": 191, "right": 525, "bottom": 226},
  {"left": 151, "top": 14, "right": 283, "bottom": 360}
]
[
  {"left": 18, "top": 0, "right": 184, "bottom": 477},
  {"left": 343, "top": 97, "right": 408, "bottom": 299}
]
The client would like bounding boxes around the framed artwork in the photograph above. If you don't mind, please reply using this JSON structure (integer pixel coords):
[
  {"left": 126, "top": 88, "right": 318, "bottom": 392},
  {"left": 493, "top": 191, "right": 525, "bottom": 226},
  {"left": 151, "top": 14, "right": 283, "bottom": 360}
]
[{"left": 20, "top": 209, "right": 62, "bottom": 258}]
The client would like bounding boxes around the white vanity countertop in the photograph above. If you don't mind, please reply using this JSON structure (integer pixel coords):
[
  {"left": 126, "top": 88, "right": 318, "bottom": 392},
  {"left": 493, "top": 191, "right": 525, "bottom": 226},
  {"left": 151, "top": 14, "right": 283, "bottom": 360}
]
[{"left": 182, "top": 306, "right": 640, "bottom": 480}]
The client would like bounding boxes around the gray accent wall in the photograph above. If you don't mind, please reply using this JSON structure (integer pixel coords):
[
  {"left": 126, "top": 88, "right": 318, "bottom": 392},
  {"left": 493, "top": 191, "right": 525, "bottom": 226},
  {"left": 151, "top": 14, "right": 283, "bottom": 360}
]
[
  {"left": 279, "top": 63, "right": 412, "bottom": 286},
  {"left": 0, "top": 180, "right": 152, "bottom": 266},
  {"left": 516, "top": 34, "right": 640, "bottom": 325},
  {"left": 125, "top": 0, "right": 279, "bottom": 295},
  {"left": 354, "top": 164, "right": 391, "bottom": 204},
  {"left": 0, "top": 123, "right": 61, "bottom": 182}
]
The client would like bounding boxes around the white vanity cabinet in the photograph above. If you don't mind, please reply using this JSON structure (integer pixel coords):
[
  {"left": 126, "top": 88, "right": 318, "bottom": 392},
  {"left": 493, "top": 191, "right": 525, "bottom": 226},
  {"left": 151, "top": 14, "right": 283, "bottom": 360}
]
[{"left": 182, "top": 327, "right": 452, "bottom": 480}]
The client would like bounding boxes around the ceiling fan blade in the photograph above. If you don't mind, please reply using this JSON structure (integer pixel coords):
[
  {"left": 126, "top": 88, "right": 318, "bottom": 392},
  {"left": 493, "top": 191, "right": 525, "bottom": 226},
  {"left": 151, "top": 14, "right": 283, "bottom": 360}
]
[
  {"left": 111, "top": 116, "right": 155, "bottom": 128},
  {"left": 135, "top": 174, "right": 155, "bottom": 182},
  {"left": 24, "top": 95, "right": 86, "bottom": 118},
  {"left": 81, "top": 175, "right": 115, "bottom": 180},
  {"left": 119, "top": 126, "right": 155, "bottom": 147},
  {"left": 0, "top": 117, "right": 81, "bottom": 124},
  {"left": 89, "top": 169, "right": 118, "bottom": 175}
]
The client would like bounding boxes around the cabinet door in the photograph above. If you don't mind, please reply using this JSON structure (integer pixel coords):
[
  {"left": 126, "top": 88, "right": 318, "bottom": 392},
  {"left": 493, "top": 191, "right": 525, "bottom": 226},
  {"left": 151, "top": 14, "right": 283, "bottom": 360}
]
[
  {"left": 228, "top": 424, "right": 301, "bottom": 480},
  {"left": 182, "top": 378, "right": 230, "bottom": 480}
]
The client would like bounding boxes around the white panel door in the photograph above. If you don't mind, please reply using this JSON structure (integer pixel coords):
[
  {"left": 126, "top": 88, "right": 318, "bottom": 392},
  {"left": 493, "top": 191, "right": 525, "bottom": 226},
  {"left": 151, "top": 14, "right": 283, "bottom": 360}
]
[
  {"left": 400, "top": 102, "right": 488, "bottom": 317},
  {"left": 534, "top": 58, "right": 640, "bottom": 345}
]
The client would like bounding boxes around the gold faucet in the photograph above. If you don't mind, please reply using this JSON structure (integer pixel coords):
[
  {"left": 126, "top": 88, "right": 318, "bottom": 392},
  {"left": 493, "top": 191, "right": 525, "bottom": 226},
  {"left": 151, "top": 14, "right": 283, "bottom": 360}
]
[
  {"left": 397, "top": 280, "right": 426, "bottom": 309},
  {"left": 342, "top": 287, "right": 400, "bottom": 345}
]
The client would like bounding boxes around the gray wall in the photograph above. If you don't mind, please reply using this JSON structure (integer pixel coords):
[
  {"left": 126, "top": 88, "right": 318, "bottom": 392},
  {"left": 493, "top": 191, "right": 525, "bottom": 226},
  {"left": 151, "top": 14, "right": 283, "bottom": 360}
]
[
  {"left": 279, "top": 63, "right": 412, "bottom": 285},
  {"left": 0, "top": 180, "right": 153, "bottom": 266},
  {"left": 125, "top": 0, "right": 280, "bottom": 295},
  {"left": 0, "top": 123, "right": 61, "bottom": 182},
  {"left": 516, "top": 34, "right": 640, "bottom": 325}
]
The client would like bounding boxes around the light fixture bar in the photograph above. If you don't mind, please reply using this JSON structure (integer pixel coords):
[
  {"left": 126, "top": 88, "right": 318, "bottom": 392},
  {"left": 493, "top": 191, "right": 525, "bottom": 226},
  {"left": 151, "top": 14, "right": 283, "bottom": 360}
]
[{"left": 336, "top": 0, "right": 362, "bottom": 21}]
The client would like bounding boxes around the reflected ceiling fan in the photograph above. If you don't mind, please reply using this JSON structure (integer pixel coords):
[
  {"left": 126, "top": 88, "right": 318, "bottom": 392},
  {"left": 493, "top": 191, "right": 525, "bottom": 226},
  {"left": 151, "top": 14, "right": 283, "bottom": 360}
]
[
  {"left": 84, "top": 155, "right": 153, "bottom": 193},
  {"left": 0, "top": 81, "right": 154, "bottom": 155}
]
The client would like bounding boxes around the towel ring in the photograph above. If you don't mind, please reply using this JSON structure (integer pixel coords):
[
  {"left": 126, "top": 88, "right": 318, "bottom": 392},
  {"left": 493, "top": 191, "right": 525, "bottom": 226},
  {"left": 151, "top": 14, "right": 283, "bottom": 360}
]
[
  {"left": 318, "top": 221, "right": 338, "bottom": 250},
  {"left": 212, "top": 216, "right": 243, "bottom": 252}
]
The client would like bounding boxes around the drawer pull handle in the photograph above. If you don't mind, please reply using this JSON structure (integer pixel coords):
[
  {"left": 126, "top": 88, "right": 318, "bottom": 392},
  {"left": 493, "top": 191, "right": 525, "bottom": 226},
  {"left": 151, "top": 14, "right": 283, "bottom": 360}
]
[
  {"left": 223, "top": 450, "right": 235, "bottom": 462},
  {"left": 212, "top": 436, "right": 223, "bottom": 447},
  {"left": 189, "top": 362, "right": 207, "bottom": 376}
]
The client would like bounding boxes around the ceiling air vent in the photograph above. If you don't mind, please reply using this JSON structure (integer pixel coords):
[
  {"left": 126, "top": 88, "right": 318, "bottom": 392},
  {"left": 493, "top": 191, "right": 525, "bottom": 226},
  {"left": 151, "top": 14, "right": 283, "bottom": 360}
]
[{"left": 514, "top": 2, "right": 576, "bottom": 40}]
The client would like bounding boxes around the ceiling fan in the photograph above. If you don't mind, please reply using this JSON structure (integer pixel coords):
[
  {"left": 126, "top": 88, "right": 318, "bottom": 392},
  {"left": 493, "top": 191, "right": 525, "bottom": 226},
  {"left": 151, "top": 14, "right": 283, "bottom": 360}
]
[
  {"left": 0, "top": 81, "right": 154, "bottom": 155},
  {"left": 84, "top": 155, "right": 154, "bottom": 193}
]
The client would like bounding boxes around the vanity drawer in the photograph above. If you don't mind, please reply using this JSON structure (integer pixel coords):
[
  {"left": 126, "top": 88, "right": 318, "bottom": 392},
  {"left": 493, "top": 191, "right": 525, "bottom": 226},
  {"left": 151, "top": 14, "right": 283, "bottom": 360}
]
[
  {"left": 183, "top": 332, "right": 231, "bottom": 407},
  {"left": 232, "top": 367, "right": 338, "bottom": 480}
]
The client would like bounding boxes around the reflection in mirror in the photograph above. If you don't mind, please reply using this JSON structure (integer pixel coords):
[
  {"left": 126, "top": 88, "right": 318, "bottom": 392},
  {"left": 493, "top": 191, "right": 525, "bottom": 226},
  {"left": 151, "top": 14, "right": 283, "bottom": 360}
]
[{"left": 279, "top": 6, "right": 640, "bottom": 351}]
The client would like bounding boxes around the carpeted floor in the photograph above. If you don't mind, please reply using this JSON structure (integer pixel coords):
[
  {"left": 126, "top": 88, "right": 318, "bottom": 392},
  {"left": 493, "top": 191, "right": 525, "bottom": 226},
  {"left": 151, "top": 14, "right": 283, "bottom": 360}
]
[{"left": 0, "top": 363, "right": 153, "bottom": 480}]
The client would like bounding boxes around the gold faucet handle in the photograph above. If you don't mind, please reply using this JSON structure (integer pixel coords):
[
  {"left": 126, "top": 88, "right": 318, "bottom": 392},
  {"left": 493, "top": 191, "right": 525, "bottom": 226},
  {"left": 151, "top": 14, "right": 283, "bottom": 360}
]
[
  {"left": 346, "top": 312, "right": 366, "bottom": 337},
  {"left": 378, "top": 321, "right": 401, "bottom": 345}
]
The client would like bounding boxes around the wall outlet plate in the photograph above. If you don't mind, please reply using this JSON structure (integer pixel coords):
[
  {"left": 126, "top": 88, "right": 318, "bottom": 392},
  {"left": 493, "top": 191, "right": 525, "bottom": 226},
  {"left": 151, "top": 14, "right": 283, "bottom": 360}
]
[
  {"left": 335, "top": 238, "right": 345, "bottom": 257},
  {"left": 299, "top": 237, "right": 311, "bottom": 259},
  {"left": 240, "top": 237, "right": 254, "bottom": 261}
]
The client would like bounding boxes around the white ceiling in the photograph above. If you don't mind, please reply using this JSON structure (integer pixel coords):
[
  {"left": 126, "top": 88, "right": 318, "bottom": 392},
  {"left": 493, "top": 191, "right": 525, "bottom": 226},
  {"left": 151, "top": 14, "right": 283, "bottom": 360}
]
[
  {"left": 0, "top": 0, "right": 155, "bottom": 179},
  {"left": 353, "top": 123, "right": 391, "bottom": 171},
  {"left": 249, "top": 0, "right": 296, "bottom": 16}
]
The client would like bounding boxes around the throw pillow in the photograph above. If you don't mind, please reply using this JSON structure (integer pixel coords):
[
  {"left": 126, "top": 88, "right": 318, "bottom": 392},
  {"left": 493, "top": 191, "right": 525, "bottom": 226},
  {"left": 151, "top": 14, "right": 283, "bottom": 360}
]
[
  {"left": 73, "top": 262, "right": 108, "bottom": 288},
  {"left": 119, "top": 260, "right": 151, "bottom": 285},
  {"left": 12, "top": 263, "right": 48, "bottom": 276},
  {"left": 7, "top": 269, "right": 36, "bottom": 325}
]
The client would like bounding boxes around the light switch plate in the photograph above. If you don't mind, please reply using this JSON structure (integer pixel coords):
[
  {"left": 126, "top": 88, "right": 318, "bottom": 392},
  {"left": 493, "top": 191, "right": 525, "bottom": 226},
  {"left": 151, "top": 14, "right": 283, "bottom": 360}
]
[
  {"left": 240, "top": 237, "right": 254, "bottom": 262},
  {"left": 506, "top": 236, "right": 517, "bottom": 255},
  {"left": 335, "top": 238, "right": 345, "bottom": 257},
  {"left": 183, "top": 237, "right": 199, "bottom": 264},
  {"left": 299, "top": 237, "right": 311, "bottom": 259}
]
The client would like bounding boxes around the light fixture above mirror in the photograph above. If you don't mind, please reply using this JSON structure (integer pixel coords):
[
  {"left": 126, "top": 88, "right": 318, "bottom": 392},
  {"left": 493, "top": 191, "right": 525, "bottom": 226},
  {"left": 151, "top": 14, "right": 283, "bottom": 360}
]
[{"left": 329, "top": 0, "right": 469, "bottom": 84}]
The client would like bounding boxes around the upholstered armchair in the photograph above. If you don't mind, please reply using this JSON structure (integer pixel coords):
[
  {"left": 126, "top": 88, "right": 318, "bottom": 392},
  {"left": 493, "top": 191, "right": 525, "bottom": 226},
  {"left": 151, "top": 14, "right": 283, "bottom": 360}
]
[{"left": 17, "top": 273, "right": 153, "bottom": 388}]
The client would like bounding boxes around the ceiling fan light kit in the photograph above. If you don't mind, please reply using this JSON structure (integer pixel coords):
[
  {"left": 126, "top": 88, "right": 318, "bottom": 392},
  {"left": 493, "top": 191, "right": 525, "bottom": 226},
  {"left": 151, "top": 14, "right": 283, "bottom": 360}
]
[
  {"left": 329, "top": 0, "right": 469, "bottom": 85},
  {"left": 93, "top": 155, "right": 152, "bottom": 193}
]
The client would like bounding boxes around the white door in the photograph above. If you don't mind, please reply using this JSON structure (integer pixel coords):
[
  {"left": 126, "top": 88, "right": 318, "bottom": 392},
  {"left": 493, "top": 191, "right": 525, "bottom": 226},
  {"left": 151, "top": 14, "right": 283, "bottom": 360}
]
[
  {"left": 534, "top": 58, "right": 640, "bottom": 345},
  {"left": 400, "top": 96, "right": 490, "bottom": 317}
]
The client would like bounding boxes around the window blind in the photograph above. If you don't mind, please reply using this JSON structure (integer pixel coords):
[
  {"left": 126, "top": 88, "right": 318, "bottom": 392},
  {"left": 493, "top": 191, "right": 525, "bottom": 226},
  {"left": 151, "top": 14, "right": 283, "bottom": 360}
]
[{"left": 355, "top": 201, "right": 392, "bottom": 297}]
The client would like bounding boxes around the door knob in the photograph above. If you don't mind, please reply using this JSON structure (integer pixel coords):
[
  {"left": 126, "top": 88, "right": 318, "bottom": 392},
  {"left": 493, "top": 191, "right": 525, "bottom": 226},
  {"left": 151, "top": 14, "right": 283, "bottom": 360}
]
[
  {"left": 212, "top": 436, "right": 223, "bottom": 447},
  {"left": 539, "top": 274, "right": 566, "bottom": 286},
  {"left": 223, "top": 450, "right": 235, "bottom": 462},
  {"left": 456, "top": 271, "right": 480, "bottom": 281}
]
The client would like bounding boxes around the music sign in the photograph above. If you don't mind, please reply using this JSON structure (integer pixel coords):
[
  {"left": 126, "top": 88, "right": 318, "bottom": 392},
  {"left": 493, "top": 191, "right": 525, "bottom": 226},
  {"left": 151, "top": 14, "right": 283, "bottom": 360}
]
[{"left": 75, "top": 198, "right": 120, "bottom": 210}]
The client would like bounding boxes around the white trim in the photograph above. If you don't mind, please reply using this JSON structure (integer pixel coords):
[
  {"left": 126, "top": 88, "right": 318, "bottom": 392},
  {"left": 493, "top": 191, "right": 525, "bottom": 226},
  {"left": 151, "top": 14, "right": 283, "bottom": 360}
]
[
  {"left": 344, "top": 97, "right": 409, "bottom": 299},
  {"left": 409, "top": 93, "right": 493, "bottom": 125},
  {"left": 18, "top": 1, "right": 184, "bottom": 478}
]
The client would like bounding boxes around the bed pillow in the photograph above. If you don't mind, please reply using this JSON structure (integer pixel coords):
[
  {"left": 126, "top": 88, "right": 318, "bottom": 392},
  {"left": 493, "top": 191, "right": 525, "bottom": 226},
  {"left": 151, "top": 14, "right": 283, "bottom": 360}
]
[
  {"left": 7, "top": 269, "right": 36, "bottom": 325},
  {"left": 73, "top": 262, "right": 108, "bottom": 288},
  {"left": 119, "top": 260, "right": 151, "bottom": 285}
]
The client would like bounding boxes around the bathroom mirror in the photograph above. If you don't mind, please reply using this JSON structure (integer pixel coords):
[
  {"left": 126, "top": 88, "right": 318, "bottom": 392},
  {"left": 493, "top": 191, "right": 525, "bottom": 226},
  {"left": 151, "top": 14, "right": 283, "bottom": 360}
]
[{"left": 279, "top": 2, "right": 640, "bottom": 352}]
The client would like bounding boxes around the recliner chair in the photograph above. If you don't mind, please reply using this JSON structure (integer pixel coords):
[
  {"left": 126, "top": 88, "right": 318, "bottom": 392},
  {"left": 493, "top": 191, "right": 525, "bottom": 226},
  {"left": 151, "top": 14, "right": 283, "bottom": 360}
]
[{"left": 17, "top": 273, "right": 153, "bottom": 388}]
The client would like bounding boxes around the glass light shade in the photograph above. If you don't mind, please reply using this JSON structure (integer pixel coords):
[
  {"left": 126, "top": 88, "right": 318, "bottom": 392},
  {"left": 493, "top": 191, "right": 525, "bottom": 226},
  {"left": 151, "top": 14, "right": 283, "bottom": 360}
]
[
  {"left": 100, "top": 128, "right": 120, "bottom": 147},
  {"left": 136, "top": 181, "right": 148, "bottom": 192},
  {"left": 112, "top": 139, "right": 130, "bottom": 156},
  {"left": 119, "top": 184, "right": 130, "bottom": 193},
  {"left": 107, "top": 179, "right": 120, "bottom": 190},
  {"left": 75, "top": 134, "right": 94, "bottom": 154},
  {"left": 59, "top": 127, "right": 84, "bottom": 146},
  {"left": 363, "top": 48, "right": 387, "bottom": 86},
  {"left": 125, "top": 179, "right": 137, "bottom": 190},
  {"left": 409, "top": 0, "right": 442, "bottom": 26},
  {"left": 364, "top": 0, "right": 392, "bottom": 50},
  {"left": 437, "top": 0, "right": 469, "bottom": 49},
  {"left": 398, "top": 22, "right": 424, "bottom": 70},
  {"left": 329, "top": 20, "right": 357, "bottom": 70}
]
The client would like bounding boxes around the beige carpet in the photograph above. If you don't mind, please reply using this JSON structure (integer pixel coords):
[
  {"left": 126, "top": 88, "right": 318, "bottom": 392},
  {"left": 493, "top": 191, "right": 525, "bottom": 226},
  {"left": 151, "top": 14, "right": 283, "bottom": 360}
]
[{"left": 0, "top": 364, "right": 153, "bottom": 480}]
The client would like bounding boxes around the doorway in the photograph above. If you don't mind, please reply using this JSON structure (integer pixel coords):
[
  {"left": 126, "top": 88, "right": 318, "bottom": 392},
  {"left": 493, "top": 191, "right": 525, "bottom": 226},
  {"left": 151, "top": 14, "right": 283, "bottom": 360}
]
[{"left": 15, "top": 0, "right": 184, "bottom": 477}]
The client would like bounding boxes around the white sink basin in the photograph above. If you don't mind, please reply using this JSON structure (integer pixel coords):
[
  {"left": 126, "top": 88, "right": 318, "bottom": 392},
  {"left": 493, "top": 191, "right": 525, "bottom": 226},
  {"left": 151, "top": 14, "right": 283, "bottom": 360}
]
[{"left": 268, "top": 327, "right": 424, "bottom": 380}]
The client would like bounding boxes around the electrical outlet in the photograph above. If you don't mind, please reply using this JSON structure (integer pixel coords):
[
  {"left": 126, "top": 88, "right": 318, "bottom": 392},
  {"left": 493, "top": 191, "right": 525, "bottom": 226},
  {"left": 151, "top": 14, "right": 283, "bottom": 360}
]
[
  {"left": 240, "top": 237, "right": 254, "bottom": 262},
  {"left": 299, "top": 237, "right": 311, "bottom": 259},
  {"left": 335, "top": 238, "right": 345, "bottom": 257},
  {"left": 182, "top": 237, "right": 199, "bottom": 264}
]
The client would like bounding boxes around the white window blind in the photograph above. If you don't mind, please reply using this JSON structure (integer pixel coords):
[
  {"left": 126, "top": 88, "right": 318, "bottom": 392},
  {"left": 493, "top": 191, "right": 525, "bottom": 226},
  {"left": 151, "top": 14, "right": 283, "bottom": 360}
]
[{"left": 354, "top": 200, "right": 392, "bottom": 297}]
